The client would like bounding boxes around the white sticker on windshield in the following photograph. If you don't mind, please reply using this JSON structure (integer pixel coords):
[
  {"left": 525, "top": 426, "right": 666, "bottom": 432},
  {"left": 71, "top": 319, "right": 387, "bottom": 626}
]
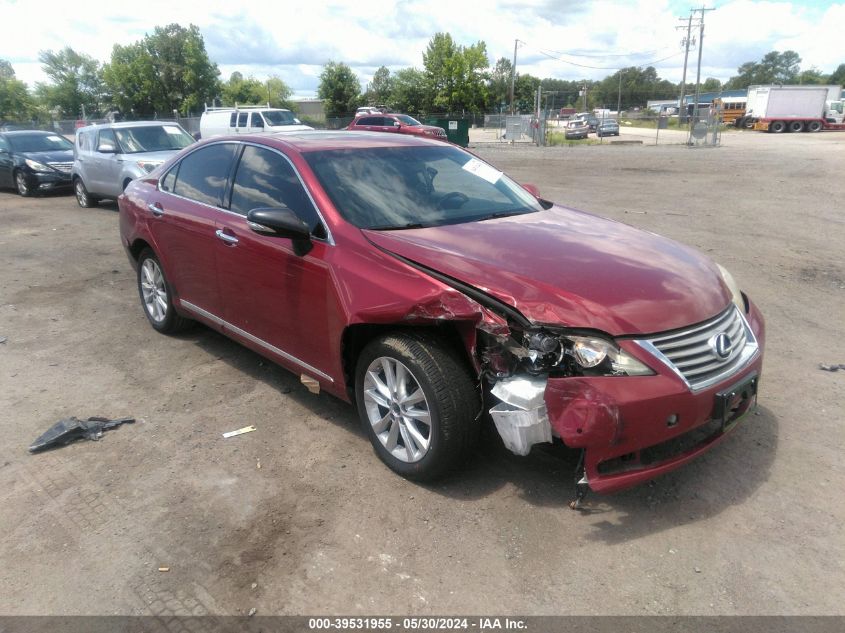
[
  {"left": 163, "top": 126, "right": 183, "bottom": 135},
  {"left": 462, "top": 158, "right": 502, "bottom": 185},
  {"left": 47, "top": 135, "right": 63, "bottom": 142}
]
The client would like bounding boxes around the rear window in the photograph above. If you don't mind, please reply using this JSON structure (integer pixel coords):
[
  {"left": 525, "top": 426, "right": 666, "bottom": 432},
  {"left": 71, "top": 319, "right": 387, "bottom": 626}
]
[{"left": 113, "top": 126, "right": 194, "bottom": 154}]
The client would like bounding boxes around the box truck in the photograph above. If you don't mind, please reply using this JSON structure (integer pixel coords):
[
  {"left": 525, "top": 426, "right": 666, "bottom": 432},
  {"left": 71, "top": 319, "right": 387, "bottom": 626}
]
[{"left": 737, "top": 85, "right": 845, "bottom": 132}]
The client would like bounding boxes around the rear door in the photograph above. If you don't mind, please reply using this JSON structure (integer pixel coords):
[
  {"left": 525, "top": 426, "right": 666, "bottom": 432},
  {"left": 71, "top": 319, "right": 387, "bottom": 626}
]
[
  {"left": 148, "top": 142, "right": 239, "bottom": 319},
  {"left": 214, "top": 143, "right": 335, "bottom": 380},
  {"left": 0, "top": 135, "right": 11, "bottom": 187}
]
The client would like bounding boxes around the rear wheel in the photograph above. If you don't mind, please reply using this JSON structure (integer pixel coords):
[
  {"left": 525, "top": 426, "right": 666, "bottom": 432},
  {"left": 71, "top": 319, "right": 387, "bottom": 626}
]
[
  {"left": 14, "top": 171, "right": 31, "bottom": 197},
  {"left": 74, "top": 178, "right": 97, "bottom": 208},
  {"left": 136, "top": 248, "right": 193, "bottom": 334},
  {"left": 770, "top": 120, "right": 786, "bottom": 133},
  {"left": 788, "top": 121, "right": 804, "bottom": 133},
  {"left": 807, "top": 120, "right": 823, "bottom": 132},
  {"left": 355, "top": 332, "right": 479, "bottom": 482}
]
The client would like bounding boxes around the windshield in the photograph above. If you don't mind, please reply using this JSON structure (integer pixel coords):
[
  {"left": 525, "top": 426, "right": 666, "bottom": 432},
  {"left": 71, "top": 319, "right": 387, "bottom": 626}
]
[
  {"left": 394, "top": 115, "right": 421, "bottom": 126},
  {"left": 8, "top": 133, "right": 73, "bottom": 153},
  {"left": 113, "top": 125, "right": 194, "bottom": 154},
  {"left": 305, "top": 145, "right": 543, "bottom": 230},
  {"left": 263, "top": 110, "right": 298, "bottom": 126}
]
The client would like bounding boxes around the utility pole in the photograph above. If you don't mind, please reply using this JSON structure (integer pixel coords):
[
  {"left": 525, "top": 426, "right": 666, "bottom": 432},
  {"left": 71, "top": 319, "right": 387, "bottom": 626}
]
[
  {"left": 509, "top": 39, "right": 521, "bottom": 115},
  {"left": 691, "top": 6, "right": 715, "bottom": 122},
  {"left": 676, "top": 13, "right": 694, "bottom": 123},
  {"left": 617, "top": 70, "right": 624, "bottom": 117}
]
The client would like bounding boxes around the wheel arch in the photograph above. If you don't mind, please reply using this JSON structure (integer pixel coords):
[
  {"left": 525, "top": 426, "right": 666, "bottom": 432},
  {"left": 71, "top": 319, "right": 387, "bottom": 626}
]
[
  {"left": 340, "top": 321, "right": 478, "bottom": 401},
  {"left": 129, "top": 237, "right": 154, "bottom": 263}
]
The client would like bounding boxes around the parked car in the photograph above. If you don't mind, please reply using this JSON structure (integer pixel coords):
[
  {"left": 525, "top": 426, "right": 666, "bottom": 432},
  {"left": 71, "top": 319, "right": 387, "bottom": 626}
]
[
  {"left": 119, "top": 131, "right": 765, "bottom": 500},
  {"left": 72, "top": 121, "right": 195, "bottom": 207},
  {"left": 573, "top": 114, "right": 600, "bottom": 131},
  {"left": 564, "top": 119, "right": 590, "bottom": 139},
  {"left": 200, "top": 106, "right": 313, "bottom": 138},
  {"left": 0, "top": 130, "right": 74, "bottom": 196},
  {"left": 346, "top": 113, "right": 447, "bottom": 140},
  {"left": 596, "top": 119, "right": 620, "bottom": 137}
]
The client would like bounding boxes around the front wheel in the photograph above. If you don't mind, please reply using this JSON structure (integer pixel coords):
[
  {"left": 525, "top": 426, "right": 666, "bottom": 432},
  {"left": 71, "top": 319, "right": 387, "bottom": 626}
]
[
  {"left": 136, "top": 248, "right": 193, "bottom": 334},
  {"left": 74, "top": 178, "right": 97, "bottom": 208},
  {"left": 14, "top": 171, "right": 31, "bottom": 197},
  {"left": 355, "top": 332, "right": 479, "bottom": 481}
]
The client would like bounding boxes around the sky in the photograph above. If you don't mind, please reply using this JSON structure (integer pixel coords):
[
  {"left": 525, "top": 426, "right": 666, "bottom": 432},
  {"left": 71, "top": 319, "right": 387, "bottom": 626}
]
[{"left": 1, "top": 0, "right": 842, "bottom": 99}]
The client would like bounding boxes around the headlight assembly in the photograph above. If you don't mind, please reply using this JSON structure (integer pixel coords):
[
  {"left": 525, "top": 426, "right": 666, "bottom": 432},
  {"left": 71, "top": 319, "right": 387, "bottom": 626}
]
[
  {"left": 717, "top": 263, "right": 746, "bottom": 312},
  {"left": 524, "top": 330, "right": 653, "bottom": 377},
  {"left": 25, "top": 159, "right": 51, "bottom": 172}
]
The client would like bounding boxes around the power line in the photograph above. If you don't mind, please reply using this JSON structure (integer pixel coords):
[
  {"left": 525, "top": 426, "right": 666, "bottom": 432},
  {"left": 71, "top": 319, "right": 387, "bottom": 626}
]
[
  {"left": 528, "top": 45, "right": 685, "bottom": 70},
  {"left": 537, "top": 46, "right": 673, "bottom": 59}
]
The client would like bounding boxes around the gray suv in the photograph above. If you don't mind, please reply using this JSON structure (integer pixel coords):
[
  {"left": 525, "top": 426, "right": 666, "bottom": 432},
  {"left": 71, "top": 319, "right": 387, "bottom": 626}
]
[{"left": 72, "top": 121, "right": 194, "bottom": 207}]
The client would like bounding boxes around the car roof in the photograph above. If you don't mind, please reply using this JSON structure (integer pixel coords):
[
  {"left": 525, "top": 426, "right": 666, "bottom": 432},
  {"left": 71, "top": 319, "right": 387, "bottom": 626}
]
[
  {"left": 80, "top": 121, "right": 184, "bottom": 132},
  {"left": 2, "top": 129, "right": 57, "bottom": 136},
  {"left": 199, "top": 130, "right": 448, "bottom": 153}
]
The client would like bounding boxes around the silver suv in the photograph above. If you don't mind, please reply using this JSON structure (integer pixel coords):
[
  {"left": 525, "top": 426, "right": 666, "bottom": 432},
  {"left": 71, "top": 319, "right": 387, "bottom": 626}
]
[{"left": 72, "top": 121, "right": 194, "bottom": 207}]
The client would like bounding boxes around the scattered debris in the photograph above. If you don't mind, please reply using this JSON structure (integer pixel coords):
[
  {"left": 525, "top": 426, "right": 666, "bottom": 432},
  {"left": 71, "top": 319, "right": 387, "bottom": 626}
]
[
  {"left": 248, "top": 608, "right": 257, "bottom": 617},
  {"left": 694, "top": 567, "right": 702, "bottom": 573},
  {"left": 256, "top": 459, "right": 261, "bottom": 469},
  {"left": 0, "top": 336, "right": 7, "bottom": 344},
  {"left": 222, "top": 425, "right": 257, "bottom": 439},
  {"left": 158, "top": 567, "right": 170, "bottom": 573},
  {"left": 300, "top": 374, "right": 320, "bottom": 394},
  {"left": 818, "top": 363, "right": 845, "bottom": 372},
  {"left": 251, "top": 582, "right": 258, "bottom": 590},
  {"left": 29, "top": 416, "right": 135, "bottom": 453}
]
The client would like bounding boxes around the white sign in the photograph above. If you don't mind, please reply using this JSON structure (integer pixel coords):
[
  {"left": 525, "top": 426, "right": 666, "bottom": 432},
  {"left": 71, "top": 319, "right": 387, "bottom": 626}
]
[
  {"left": 462, "top": 158, "right": 502, "bottom": 185},
  {"left": 448, "top": 120, "right": 458, "bottom": 130}
]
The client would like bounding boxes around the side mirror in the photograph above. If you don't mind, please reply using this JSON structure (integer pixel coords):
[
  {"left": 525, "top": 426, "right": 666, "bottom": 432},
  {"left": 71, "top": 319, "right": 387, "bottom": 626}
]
[
  {"left": 522, "top": 183, "right": 541, "bottom": 198},
  {"left": 393, "top": 121, "right": 401, "bottom": 128},
  {"left": 98, "top": 142, "right": 116, "bottom": 153},
  {"left": 247, "top": 207, "right": 313, "bottom": 254}
]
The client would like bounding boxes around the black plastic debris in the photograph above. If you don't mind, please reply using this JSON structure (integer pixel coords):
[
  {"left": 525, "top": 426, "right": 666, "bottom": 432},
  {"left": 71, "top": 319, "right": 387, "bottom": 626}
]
[
  {"left": 818, "top": 363, "right": 845, "bottom": 372},
  {"left": 28, "top": 416, "right": 135, "bottom": 453}
]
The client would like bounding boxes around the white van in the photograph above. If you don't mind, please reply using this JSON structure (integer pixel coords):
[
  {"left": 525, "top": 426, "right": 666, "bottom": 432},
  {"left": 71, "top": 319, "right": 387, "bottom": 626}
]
[{"left": 199, "top": 105, "right": 313, "bottom": 138}]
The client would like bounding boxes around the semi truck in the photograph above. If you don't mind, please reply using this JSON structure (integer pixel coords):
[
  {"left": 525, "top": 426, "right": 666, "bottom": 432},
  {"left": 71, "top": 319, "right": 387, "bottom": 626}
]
[{"left": 737, "top": 85, "right": 845, "bottom": 132}]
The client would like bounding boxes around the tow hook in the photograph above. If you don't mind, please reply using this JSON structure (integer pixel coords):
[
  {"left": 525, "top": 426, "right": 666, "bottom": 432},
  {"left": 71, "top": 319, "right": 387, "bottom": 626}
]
[{"left": 569, "top": 450, "right": 590, "bottom": 510}]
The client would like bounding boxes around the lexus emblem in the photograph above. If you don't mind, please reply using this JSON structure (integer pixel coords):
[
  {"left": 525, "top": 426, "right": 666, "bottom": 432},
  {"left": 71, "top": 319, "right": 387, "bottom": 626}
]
[{"left": 710, "top": 333, "right": 732, "bottom": 359}]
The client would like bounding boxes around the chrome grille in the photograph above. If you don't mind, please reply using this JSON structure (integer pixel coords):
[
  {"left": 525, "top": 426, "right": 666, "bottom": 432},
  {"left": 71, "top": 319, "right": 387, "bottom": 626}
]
[
  {"left": 48, "top": 162, "right": 73, "bottom": 173},
  {"left": 637, "top": 305, "right": 758, "bottom": 391}
]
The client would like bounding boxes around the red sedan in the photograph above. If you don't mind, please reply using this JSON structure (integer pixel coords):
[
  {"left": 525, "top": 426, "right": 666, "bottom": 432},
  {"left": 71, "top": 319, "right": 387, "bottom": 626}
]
[
  {"left": 346, "top": 113, "right": 447, "bottom": 140},
  {"left": 118, "top": 131, "right": 765, "bottom": 503}
]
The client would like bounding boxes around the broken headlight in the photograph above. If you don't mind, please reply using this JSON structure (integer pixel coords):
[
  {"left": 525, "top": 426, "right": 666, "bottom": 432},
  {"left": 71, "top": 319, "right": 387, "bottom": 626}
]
[{"left": 524, "top": 330, "right": 653, "bottom": 377}]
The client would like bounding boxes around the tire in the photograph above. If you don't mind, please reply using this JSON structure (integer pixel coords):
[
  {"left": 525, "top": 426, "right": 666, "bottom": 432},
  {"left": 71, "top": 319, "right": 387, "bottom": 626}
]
[
  {"left": 14, "top": 170, "right": 31, "bottom": 197},
  {"left": 74, "top": 177, "right": 97, "bottom": 208},
  {"left": 355, "top": 332, "right": 479, "bottom": 482},
  {"left": 735, "top": 117, "right": 746, "bottom": 129},
  {"left": 136, "top": 248, "right": 193, "bottom": 334},
  {"left": 770, "top": 120, "right": 786, "bottom": 133},
  {"left": 807, "top": 120, "right": 822, "bottom": 132},
  {"left": 788, "top": 121, "right": 804, "bottom": 133}
]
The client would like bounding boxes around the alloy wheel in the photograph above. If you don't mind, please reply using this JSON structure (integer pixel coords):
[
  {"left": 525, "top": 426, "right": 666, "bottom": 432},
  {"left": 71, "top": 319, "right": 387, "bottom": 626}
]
[
  {"left": 75, "top": 180, "right": 88, "bottom": 207},
  {"left": 362, "top": 357, "right": 432, "bottom": 463},
  {"left": 140, "top": 258, "right": 168, "bottom": 324},
  {"left": 15, "top": 172, "right": 29, "bottom": 196}
]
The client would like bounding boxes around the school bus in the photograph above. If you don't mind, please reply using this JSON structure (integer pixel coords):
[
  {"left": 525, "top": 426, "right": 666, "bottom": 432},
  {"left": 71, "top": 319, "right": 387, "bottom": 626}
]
[{"left": 713, "top": 97, "right": 747, "bottom": 125}]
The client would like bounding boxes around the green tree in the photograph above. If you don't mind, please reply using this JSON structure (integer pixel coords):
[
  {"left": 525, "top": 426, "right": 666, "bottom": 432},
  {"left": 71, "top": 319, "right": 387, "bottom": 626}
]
[
  {"left": 387, "top": 67, "right": 426, "bottom": 114},
  {"left": 0, "top": 59, "right": 36, "bottom": 120},
  {"left": 725, "top": 50, "right": 802, "bottom": 89},
  {"left": 487, "top": 57, "right": 512, "bottom": 111},
  {"left": 104, "top": 23, "right": 219, "bottom": 116},
  {"left": 35, "top": 47, "right": 106, "bottom": 118},
  {"left": 422, "top": 33, "right": 489, "bottom": 113},
  {"left": 317, "top": 61, "right": 361, "bottom": 117},
  {"left": 701, "top": 77, "right": 722, "bottom": 92},
  {"left": 221, "top": 73, "right": 292, "bottom": 107},
  {"left": 828, "top": 63, "right": 845, "bottom": 85},
  {"left": 368, "top": 66, "right": 392, "bottom": 105},
  {"left": 798, "top": 68, "right": 826, "bottom": 84}
]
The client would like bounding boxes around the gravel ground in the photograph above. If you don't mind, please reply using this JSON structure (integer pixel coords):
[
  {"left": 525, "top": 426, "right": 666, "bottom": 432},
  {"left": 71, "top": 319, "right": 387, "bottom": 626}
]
[{"left": 0, "top": 129, "right": 843, "bottom": 617}]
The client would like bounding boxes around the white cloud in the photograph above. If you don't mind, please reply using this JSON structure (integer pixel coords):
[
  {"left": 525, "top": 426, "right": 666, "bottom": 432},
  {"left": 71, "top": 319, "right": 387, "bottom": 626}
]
[{"left": 1, "top": 0, "right": 841, "bottom": 95}]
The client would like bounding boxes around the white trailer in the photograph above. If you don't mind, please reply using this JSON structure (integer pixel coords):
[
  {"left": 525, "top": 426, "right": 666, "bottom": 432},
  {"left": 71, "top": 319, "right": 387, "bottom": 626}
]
[{"left": 740, "top": 85, "right": 845, "bottom": 132}]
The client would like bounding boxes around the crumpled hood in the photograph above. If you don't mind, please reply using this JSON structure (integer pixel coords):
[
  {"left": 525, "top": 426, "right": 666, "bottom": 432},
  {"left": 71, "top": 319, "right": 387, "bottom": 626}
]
[{"left": 363, "top": 205, "right": 731, "bottom": 336}]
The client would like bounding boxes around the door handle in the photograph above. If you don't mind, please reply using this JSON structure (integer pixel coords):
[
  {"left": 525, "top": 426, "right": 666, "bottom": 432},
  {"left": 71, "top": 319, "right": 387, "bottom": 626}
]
[
  {"left": 215, "top": 229, "right": 238, "bottom": 245},
  {"left": 147, "top": 203, "right": 164, "bottom": 217}
]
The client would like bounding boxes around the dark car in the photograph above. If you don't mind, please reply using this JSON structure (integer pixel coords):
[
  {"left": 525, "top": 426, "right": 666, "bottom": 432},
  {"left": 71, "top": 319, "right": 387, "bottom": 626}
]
[
  {"left": 119, "top": 131, "right": 764, "bottom": 501},
  {"left": 0, "top": 130, "right": 74, "bottom": 196},
  {"left": 573, "top": 114, "right": 600, "bottom": 131},
  {"left": 346, "top": 113, "right": 447, "bottom": 141},
  {"left": 596, "top": 119, "right": 620, "bottom": 137}
]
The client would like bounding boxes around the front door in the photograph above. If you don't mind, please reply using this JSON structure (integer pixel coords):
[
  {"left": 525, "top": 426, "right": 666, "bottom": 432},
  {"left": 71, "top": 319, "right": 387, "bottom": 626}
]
[{"left": 214, "top": 144, "right": 335, "bottom": 381}]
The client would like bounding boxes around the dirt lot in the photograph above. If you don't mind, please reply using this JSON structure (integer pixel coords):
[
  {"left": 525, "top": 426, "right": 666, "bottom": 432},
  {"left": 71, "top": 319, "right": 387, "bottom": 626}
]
[{"left": 0, "top": 130, "right": 843, "bottom": 617}]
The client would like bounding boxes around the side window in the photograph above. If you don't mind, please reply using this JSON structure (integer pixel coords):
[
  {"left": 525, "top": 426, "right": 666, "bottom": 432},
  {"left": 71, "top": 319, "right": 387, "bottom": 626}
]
[
  {"left": 250, "top": 113, "right": 264, "bottom": 128},
  {"left": 356, "top": 117, "right": 377, "bottom": 126},
  {"left": 229, "top": 145, "right": 324, "bottom": 236},
  {"left": 98, "top": 128, "right": 116, "bottom": 151},
  {"left": 160, "top": 164, "right": 179, "bottom": 193},
  {"left": 237, "top": 112, "right": 248, "bottom": 127},
  {"left": 229, "top": 113, "right": 237, "bottom": 127},
  {"left": 172, "top": 144, "right": 237, "bottom": 206},
  {"left": 0, "top": 136, "right": 10, "bottom": 152}
]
